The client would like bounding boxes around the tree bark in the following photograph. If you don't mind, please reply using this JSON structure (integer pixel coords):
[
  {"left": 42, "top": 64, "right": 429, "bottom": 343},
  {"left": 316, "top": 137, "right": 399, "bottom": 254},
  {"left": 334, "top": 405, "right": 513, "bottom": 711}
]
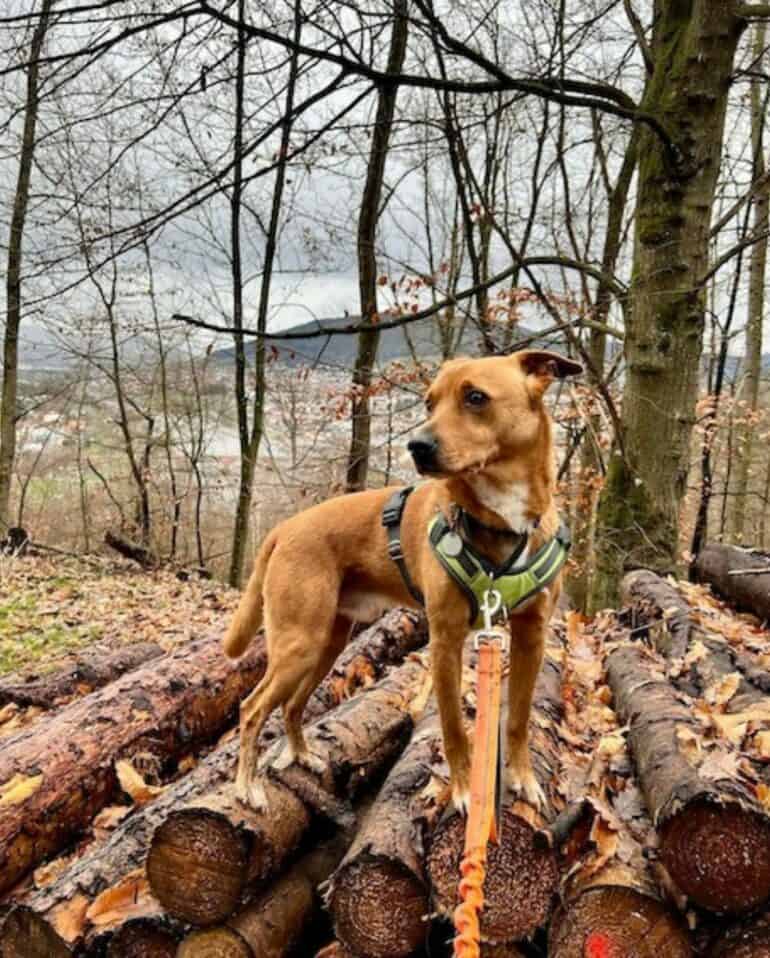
[
  {"left": 0, "top": 640, "right": 164, "bottom": 709},
  {"left": 731, "top": 20, "right": 768, "bottom": 541},
  {"left": 346, "top": 0, "right": 409, "bottom": 491},
  {"left": 426, "top": 649, "right": 563, "bottom": 943},
  {"left": 591, "top": 4, "right": 747, "bottom": 608},
  {"left": 1, "top": 610, "right": 426, "bottom": 953},
  {"left": 147, "top": 654, "right": 429, "bottom": 925},
  {"left": 0, "top": 633, "right": 268, "bottom": 896},
  {"left": 0, "top": 0, "right": 54, "bottom": 533},
  {"left": 607, "top": 641, "right": 770, "bottom": 913},
  {"left": 694, "top": 544, "right": 770, "bottom": 622}
]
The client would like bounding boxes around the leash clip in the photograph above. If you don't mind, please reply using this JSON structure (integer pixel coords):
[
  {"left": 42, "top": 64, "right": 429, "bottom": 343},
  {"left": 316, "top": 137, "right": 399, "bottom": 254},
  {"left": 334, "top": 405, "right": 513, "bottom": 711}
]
[{"left": 473, "top": 588, "right": 508, "bottom": 652}]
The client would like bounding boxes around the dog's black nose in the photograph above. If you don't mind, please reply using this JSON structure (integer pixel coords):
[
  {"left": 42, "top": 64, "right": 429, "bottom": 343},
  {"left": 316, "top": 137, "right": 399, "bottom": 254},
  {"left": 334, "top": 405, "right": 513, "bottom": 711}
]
[{"left": 408, "top": 435, "right": 439, "bottom": 472}]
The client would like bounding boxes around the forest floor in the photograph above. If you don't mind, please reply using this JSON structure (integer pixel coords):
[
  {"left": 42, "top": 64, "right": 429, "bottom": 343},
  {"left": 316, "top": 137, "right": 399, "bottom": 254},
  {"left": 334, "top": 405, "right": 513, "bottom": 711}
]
[{"left": 0, "top": 551, "right": 239, "bottom": 678}]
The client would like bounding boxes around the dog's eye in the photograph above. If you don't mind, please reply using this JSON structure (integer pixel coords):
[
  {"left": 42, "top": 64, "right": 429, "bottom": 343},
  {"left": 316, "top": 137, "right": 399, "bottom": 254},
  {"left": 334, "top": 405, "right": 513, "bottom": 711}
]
[
  {"left": 424, "top": 397, "right": 434, "bottom": 414},
  {"left": 464, "top": 389, "right": 489, "bottom": 408}
]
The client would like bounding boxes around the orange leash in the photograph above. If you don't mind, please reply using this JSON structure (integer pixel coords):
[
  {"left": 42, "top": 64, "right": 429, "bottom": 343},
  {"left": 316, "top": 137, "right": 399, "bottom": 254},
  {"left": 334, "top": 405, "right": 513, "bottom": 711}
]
[{"left": 453, "top": 601, "right": 505, "bottom": 958}]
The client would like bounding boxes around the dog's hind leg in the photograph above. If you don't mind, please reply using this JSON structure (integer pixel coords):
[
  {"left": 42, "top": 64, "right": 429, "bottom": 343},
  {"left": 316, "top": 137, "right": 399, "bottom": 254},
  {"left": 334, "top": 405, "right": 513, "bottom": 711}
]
[
  {"left": 235, "top": 563, "right": 344, "bottom": 809},
  {"left": 274, "top": 614, "right": 352, "bottom": 774}
]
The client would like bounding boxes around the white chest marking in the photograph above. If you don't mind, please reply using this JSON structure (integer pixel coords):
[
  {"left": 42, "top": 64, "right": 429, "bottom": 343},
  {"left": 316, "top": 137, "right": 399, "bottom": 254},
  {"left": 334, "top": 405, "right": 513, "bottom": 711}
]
[{"left": 470, "top": 477, "right": 534, "bottom": 535}]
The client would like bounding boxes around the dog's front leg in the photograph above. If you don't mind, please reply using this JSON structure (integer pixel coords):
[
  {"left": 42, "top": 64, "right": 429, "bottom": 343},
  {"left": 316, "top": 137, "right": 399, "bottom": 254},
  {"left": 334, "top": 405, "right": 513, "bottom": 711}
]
[
  {"left": 505, "top": 603, "right": 548, "bottom": 810},
  {"left": 429, "top": 618, "right": 470, "bottom": 813}
]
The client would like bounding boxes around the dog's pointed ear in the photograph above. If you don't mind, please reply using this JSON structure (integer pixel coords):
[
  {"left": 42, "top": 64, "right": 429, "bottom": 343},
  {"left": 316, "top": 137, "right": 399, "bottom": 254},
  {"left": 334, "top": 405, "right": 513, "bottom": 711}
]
[{"left": 514, "top": 350, "right": 583, "bottom": 399}]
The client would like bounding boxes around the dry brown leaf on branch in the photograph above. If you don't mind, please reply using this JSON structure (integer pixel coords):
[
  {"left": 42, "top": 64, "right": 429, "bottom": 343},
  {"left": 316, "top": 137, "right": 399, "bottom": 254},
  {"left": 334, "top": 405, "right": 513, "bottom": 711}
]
[{"left": 115, "top": 759, "right": 165, "bottom": 804}]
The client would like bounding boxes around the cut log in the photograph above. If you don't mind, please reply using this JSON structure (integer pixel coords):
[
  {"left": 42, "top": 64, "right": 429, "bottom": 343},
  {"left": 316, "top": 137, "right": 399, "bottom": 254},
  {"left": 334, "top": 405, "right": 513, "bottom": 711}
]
[
  {"left": 607, "top": 641, "right": 770, "bottom": 913},
  {"left": 147, "top": 653, "right": 430, "bottom": 926},
  {"left": 315, "top": 940, "right": 525, "bottom": 958},
  {"left": 695, "top": 544, "right": 770, "bottom": 622},
  {"left": 550, "top": 885, "right": 692, "bottom": 958},
  {"left": 178, "top": 828, "right": 352, "bottom": 958},
  {"left": 1, "top": 609, "right": 426, "bottom": 954},
  {"left": 706, "top": 912, "right": 770, "bottom": 957},
  {"left": 0, "top": 640, "right": 164, "bottom": 709},
  {"left": 622, "top": 569, "right": 770, "bottom": 698},
  {"left": 104, "top": 531, "right": 157, "bottom": 568},
  {"left": 0, "top": 632, "right": 267, "bottom": 896},
  {"left": 104, "top": 918, "right": 180, "bottom": 958},
  {"left": 0, "top": 906, "right": 70, "bottom": 958},
  {"left": 328, "top": 709, "right": 441, "bottom": 958},
  {"left": 550, "top": 612, "right": 693, "bottom": 957},
  {"left": 426, "top": 647, "right": 563, "bottom": 944}
]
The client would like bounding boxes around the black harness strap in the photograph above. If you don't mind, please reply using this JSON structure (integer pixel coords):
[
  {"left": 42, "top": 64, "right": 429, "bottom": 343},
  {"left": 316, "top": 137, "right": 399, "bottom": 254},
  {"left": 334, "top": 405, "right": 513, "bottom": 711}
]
[{"left": 382, "top": 486, "right": 425, "bottom": 606}]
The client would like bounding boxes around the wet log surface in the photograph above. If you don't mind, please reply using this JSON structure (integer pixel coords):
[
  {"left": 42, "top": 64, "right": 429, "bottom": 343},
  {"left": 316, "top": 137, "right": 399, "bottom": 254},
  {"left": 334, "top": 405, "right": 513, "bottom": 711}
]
[
  {"left": 607, "top": 640, "right": 770, "bottom": 913},
  {"left": 0, "top": 632, "right": 268, "bottom": 897},
  {"left": 695, "top": 544, "right": 770, "bottom": 622},
  {"left": 146, "top": 653, "right": 430, "bottom": 926},
  {"left": 426, "top": 646, "right": 564, "bottom": 944},
  {"left": 0, "top": 641, "right": 165, "bottom": 709},
  {"left": 1, "top": 610, "right": 426, "bottom": 954}
]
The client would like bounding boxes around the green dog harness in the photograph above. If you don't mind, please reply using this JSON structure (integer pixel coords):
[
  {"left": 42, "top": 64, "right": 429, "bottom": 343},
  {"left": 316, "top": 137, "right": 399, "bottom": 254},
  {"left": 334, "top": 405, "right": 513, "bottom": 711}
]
[{"left": 382, "top": 486, "right": 571, "bottom": 627}]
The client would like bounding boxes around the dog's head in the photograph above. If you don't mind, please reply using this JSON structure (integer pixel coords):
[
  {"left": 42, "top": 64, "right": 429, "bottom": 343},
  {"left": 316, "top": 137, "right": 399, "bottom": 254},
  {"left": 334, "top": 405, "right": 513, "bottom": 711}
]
[{"left": 407, "top": 350, "right": 582, "bottom": 478}]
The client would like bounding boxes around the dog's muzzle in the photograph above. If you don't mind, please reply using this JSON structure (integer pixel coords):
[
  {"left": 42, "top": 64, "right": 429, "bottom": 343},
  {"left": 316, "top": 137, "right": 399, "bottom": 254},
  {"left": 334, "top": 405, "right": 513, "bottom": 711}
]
[{"left": 408, "top": 433, "right": 440, "bottom": 474}]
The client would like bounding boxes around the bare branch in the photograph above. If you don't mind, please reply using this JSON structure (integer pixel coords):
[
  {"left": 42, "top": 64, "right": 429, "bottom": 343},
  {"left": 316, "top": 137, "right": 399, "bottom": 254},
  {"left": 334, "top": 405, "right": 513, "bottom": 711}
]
[
  {"left": 623, "top": 0, "right": 654, "bottom": 73},
  {"left": 737, "top": 4, "right": 770, "bottom": 18}
]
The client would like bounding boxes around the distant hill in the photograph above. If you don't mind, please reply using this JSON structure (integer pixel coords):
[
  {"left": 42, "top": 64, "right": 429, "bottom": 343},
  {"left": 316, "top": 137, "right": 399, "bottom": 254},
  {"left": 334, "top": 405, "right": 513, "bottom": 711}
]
[{"left": 213, "top": 315, "right": 573, "bottom": 369}]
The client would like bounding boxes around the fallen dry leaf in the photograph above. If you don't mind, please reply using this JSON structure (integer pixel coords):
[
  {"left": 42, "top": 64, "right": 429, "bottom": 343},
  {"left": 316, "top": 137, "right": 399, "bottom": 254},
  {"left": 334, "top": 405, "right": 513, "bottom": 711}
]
[
  {"left": 704, "top": 672, "right": 742, "bottom": 709},
  {"left": 676, "top": 725, "right": 703, "bottom": 766},
  {"left": 51, "top": 893, "right": 90, "bottom": 943},
  {"left": 115, "top": 760, "right": 164, "bottom": 805},
  {"left": 85, "top": 870, "right": 154, "bottom": 928},
  {"left": 0, "top": 772, "right": 43, "bottom": 807}
]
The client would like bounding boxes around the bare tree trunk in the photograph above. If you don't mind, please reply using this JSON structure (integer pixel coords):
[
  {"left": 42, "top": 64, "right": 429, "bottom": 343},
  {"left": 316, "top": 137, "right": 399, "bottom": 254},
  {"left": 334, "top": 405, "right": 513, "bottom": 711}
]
[
  {"left": 568, "top": 129, "right": 637, "bottom": 611},
  {"left": 345, "top": 0, "right": 409, "bottom": 492},
  {"left": 732, "top": 20, "right": 768, "bottom": 541},
  {"left": 229, "top": 1, "right": 300, "bottom": 585},
  {"left": 0, "top": 0, "right": 54, "bottom": 534},
  {"left": 591, "top": 4, "right": 746, "bottom": 609}
]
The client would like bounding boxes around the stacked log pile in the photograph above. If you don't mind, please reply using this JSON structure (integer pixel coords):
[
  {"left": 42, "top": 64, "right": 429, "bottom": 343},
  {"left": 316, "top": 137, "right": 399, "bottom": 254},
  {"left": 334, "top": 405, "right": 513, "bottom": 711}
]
[{"left": 2, "top": 557, "right": 770, "bottom": 956}]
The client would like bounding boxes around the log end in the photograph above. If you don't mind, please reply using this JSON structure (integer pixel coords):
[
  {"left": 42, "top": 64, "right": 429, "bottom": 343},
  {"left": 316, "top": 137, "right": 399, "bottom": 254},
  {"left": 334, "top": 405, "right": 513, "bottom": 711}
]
[
  {"left": 147, "top": 809, "right": 248, "bottom": 925},
  {"left": 549, "top": 886, "right": 692, "bottom": 957},
  {"left": 661, "top": 800, "right": 770, "bottom": 913},
  {"left": 0, "top": 906, "right": 71, "bottom": 958},
  {"left": 105, "top": 918, "right": 179, "bottom": 958},
  {"left": 427, "top": 808, "right": 558, "bottom": 943},
  {"left": 177, "top": 927, "right": 253, "bottom": 958},
  {"left": 707, "top": 914, "right": 770, "bottom": 957},
  {"left": 330, "top": 856, "right": 429, "bottom": 958}
]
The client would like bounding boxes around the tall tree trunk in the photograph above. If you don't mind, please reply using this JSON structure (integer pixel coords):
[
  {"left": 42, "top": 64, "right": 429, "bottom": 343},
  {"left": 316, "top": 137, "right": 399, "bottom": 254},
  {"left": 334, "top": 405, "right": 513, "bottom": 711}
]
[
  {"left": 0, "top": 0, "right": 54, "bottom": 533},
  {"left": 591, "top": 3, "right": 746, "bottom": 610},
  {"left": 345, "top": 0, "right": 409, "bottom": 492},
  {"left": 568, "top": 130, "right": 637, "bottom": 611},
  {"left": 731, "top": 20, "right": 768, "bottom": 542},
  {"left": 228, "top": 2, "right": 300, "bottom": 585}
]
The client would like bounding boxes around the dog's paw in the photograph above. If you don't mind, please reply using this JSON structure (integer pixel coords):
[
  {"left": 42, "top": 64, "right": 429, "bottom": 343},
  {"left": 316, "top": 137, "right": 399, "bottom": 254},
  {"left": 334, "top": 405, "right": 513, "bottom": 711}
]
[
  {"left": 505, "top": 764, "right": 546, "bottom": 811},
  {"left": 451, "top": 781, "right": 471, "bottom": 816},
  {"left": 235, "top": 773, "right": 269, "bottom": 813},
  {"left": 271, "top": 743, "right": 326, "bottom": 777}
]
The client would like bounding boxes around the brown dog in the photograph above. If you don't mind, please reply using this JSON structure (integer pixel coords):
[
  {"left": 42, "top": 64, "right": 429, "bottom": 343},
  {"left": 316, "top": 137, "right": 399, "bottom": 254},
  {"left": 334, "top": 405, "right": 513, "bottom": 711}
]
[{"left": 224, "top": 350, "right": 581, "bottom": 812}]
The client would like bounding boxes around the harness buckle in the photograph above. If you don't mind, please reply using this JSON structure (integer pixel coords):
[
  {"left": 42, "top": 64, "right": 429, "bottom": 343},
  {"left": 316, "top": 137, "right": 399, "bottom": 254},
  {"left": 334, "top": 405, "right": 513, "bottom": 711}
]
[
  {"left": 473, "top": 589, "right": 508, "bottom": 652},
  {"left": 387, "top": 538, "right": 404, "bottom": 561}
]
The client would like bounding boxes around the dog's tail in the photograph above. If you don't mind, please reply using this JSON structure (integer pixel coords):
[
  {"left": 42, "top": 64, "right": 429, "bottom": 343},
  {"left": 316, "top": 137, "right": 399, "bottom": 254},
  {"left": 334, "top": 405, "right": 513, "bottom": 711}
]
[{"left": 223, "top": 532, "right": 277, "bottom": 659}]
